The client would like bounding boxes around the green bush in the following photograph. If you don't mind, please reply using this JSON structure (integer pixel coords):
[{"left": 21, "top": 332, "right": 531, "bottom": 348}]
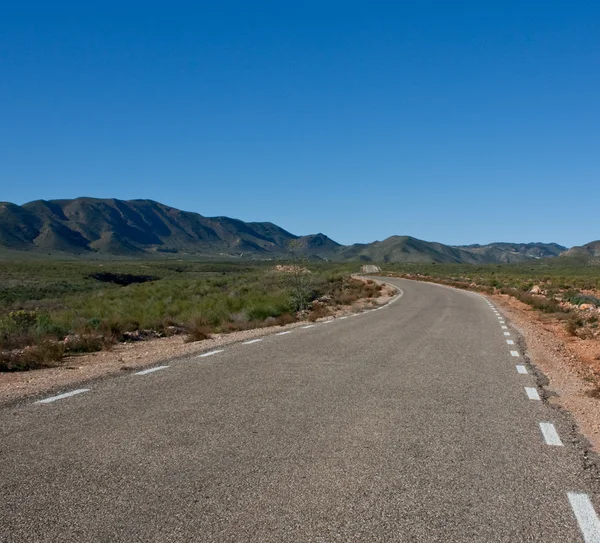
[{"left": 0, "top": 259, "right": 373, "bottom": 371}]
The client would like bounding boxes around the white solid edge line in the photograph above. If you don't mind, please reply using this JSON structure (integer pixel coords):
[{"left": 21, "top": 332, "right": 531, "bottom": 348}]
[
  {"left": 510, "top": 350, "right": 520, "bottom": 357},
  {"left": 539, "top": 422, "right": 563, "bottom": 446},
  {"left": 302, "top": 324, "right": 316, "bottom": 328},
  {"left": 134, "top": 365, "right": 169, "bottom": 375},
  {"left": 199, "top": 349, "right": 224, "bottom": 357},
  {"left": 568, "top": 492, "right": 600, "bottom": 543},
  {"left": 276, "top": 331, "right": 292, "bottom": 335},
  {"left": 37, "top": 388, "right": 90, "bottom": 404},
  {"left": 525, "top": 387, "right": 541, "bottom": 400},
  {"left": 339, "top": 316, "right": 348, "bottom": 320},
  {"left": 243, "top": 338, "right": 263, "bottom": 344},
  {"left": 507, "top": 340, "right": 515, "bottom": 345},
  {"left": 516, "top": 365, "right": 528, "bottom": 374}
]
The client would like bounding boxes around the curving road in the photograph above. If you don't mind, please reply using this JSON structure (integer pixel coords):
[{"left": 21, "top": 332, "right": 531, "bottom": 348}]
[{"left": 1, "top": 277, "right": 600, "bottom": 542}]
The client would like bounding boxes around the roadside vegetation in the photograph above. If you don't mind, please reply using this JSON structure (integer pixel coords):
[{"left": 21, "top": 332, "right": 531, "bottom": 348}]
[
  {"left": 382, "top": 257, "right": 600, "bottom": 340},
  {"left": 0, "top": 260, "right": 381, "bottom": 371}
]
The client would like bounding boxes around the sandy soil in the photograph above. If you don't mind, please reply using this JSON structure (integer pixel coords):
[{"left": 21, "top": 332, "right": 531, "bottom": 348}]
[{"left": 0, "top": 281, "right": 397, "bottom": 406}]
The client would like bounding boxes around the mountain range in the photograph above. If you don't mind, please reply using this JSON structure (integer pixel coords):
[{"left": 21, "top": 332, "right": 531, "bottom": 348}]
[{"left": 0, "top": 197, "right": 594, "bottom": 264}]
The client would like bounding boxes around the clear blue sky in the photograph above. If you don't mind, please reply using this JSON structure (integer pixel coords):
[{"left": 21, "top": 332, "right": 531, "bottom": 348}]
[{"left": 1, "top": 1, "right": 598, "bottom": 247}]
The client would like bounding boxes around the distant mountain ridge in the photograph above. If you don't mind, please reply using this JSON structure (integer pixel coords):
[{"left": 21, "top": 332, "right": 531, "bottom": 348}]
[
  {"left": 0, "top": 198, "right": 340, "bottom": 259},
  {"left": 456, "top": 242, "right": 566, "bottom": 262},
  {"left": 561, "top": 241, "right": 600, "bottom": 261},
  {"left": 0, "top": 197, "right": 587, "bottom": 264}
]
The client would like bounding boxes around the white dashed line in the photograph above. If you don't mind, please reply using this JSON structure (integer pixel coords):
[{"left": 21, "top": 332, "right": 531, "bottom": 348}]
[
  {"left": 36, "top": 389, "right": 90, "bottom": 404},
  {"left": 199, "top": 349, "right": 224, "bottom": 358},
  {"left": 301, "top": 325, "right": 316, "bottom": 329},
  {"left": 276, "top": 331, "right": 292, "bottom": 335},
  {"left": 135, "top": 365, "right": 169, "bottom": 375},
  {"left": 516, "top": 365, "right": 528, "bottom": 374},
  {"left": 510, "top": 350, "right": 520, "bottom": 357},
  {"left": 501, "top": 326, "right": 508, "bottom": 329},
  {"left": 507, "top": 340, "right": 515, "bottom": 345},
  {"left": 568, "top": 492, "right": 600, "bottom": 543},
  {"left": 525, "top": 387, "right": 541, "bottom": 400},
  {"left": 499, "top": 320, "right": 505, "bottom": 324},
  {"left": 504, "top": 332, "right": 511, "bottom": 336},
  {"left": 243, "top": 339, "right": 263, "bottom": 344},
  {"left": 539, "top": 422, "right": 563, "bottom": 446}
]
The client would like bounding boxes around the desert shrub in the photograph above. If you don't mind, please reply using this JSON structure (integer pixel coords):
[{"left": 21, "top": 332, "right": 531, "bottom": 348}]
[
  {"left": 275, "top": 313, "right": 296, "bottom": 326},
  {"left": 563, "top": 290, "right": 600, "bottom": 306},
  {"left": 0, "top": 310, "right": 68, "bottom": 350},
  {"left": 565, "top": 315, "right": 585, "bottom": 336},
  {"left": 64, "top": 334, "right": 113, "bottom": 353},
  {"left": 308, "top": 304, "right": 330, "bottom": 322},
  {"left": 184, "top": 317, "right": 213, "bottom": 343},
  {"left": 0, "top": 341, "right": 65, "bottom": 372},
  {"left": 1, "top": 310, "right": 38, "bottom": 331},
  {"left": 499, "top": 288, "right": 566, "bottom": 313}
]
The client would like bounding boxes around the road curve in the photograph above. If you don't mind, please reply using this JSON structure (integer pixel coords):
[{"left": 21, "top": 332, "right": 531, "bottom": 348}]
[{"left": 1, "top": 277, "right": 599, "bottom": 542}]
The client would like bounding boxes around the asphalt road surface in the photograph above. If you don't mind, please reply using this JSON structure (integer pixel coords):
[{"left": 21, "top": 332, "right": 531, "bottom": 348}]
[{"left": 2, "top": 277, "right": 600, "bottom": 542}]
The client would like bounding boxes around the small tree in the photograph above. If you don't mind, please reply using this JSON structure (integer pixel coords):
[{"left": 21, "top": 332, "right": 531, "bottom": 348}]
[{"left": 288, "top": 240, "right": 310, "bottom": 312}]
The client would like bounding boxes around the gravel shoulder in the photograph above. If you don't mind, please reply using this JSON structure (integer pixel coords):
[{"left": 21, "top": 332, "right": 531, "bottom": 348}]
[{"left": 490, "top": 292, "right": 600, "bottom": 451}]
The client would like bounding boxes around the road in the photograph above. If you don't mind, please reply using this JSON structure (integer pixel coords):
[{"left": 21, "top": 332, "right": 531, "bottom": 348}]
[{"left": 2, "top": 277, "right": 600, "bottom": 542}]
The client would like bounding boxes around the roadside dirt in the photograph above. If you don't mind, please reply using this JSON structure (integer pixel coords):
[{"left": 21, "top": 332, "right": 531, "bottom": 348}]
[
  {"left": 490, "top": 293, "right": 600, "bottom": 451},
  {"left": 0, "top": 281, "right": 397, "bottom": 406}
]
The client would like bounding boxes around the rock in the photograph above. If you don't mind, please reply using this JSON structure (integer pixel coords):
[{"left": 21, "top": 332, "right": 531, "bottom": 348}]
[
  {"left": 530, "top": 285, "right": 543, "bottom": 295},
  {"left": 123, "top": 330, "right": 142, "bottom": 341},
  {"left": 580, "top": 304, "right": 596, "bottom": 311}
]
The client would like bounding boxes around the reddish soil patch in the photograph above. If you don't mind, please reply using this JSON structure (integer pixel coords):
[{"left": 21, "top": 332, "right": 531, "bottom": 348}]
[{"left": 478, "top": 292, "right": 600, "bottom": 450}]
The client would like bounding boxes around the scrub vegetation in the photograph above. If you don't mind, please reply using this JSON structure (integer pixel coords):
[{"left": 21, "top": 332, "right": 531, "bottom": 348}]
[
  {"left": 0, "top": 260, "right": 380, "bottom": 371},
  {"left": 383, "top": 257, "right": 600, "bottom": 339}
]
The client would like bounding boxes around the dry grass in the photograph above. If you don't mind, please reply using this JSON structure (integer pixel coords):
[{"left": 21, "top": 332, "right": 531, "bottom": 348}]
[
  {"left": 184, "top": 317, "right": 213, "bottom": 343},
  {"left": 308, "top": 305, "right": 330, "bottom": 322},
  {"left": 0, "top": 341, "right": 65, "bottom": 372}
]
